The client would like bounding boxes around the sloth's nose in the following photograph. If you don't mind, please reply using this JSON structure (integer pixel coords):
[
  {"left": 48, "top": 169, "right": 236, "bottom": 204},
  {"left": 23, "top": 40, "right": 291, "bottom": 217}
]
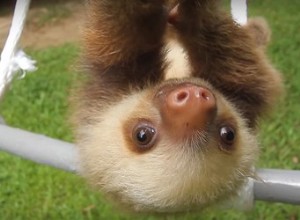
[
  {"left": 157, "top": 84, "right": 216, "bottom": 135},
  {"left": 166, "top": 85, "right": 215, "bottom": 112}
]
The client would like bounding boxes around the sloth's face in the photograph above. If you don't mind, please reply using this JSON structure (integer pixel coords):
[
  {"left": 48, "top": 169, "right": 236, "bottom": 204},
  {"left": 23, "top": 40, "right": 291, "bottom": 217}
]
[{"left": 77, "top": 78, "right": 258, "bottom": 212}]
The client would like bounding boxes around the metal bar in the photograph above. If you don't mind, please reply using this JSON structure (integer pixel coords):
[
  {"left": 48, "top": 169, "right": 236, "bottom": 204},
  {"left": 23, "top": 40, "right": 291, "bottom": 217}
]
[
  {"left": 254, "top": 169, "right": 300, "bottom": 205},
  {"left": 231, "top": 0, "right": 248, "bottom": 25},
  {"left": 0, "top": 124, "right": 78, "bottom": 172},
  {"left": 0, "top": 124, "right": 300, "bottom": 206},
  {"left": 0, "top": 116, "right": 5, "bottom": 125}
]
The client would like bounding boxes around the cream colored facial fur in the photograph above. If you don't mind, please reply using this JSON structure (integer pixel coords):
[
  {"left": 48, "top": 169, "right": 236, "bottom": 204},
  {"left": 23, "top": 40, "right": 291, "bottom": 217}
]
[{"left": 77, "top": 74, "right": 259, "bottom": 212}]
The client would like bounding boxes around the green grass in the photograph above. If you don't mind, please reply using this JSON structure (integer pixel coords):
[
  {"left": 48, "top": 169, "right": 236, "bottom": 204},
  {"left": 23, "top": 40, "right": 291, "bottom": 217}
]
[{"left": 1, "top": 0, "right": 300, "bottom": 219}]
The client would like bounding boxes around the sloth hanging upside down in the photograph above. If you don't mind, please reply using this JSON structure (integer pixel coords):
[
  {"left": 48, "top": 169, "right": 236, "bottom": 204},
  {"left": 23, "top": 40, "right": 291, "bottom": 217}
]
[{"left": 72, "top": 0, "right": 283, "bottom": 213}]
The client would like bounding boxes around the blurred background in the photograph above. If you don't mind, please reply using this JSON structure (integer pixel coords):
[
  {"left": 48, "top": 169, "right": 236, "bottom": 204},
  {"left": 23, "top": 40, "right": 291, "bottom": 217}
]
[{"left": 0, "top": 0, "right": 299, "bottom": 219}]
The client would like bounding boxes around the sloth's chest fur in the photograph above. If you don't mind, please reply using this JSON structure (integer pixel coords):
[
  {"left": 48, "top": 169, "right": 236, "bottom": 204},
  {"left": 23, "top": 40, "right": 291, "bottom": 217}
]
[{"left": 164, "top": 39, "right": 192, "bottom": 80}]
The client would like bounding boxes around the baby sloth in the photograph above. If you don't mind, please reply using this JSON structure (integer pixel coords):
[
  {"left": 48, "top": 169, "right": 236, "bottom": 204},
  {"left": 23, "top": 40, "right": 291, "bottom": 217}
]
[{"left": 73, "top": 0, "right": 283, "bottom": 212}]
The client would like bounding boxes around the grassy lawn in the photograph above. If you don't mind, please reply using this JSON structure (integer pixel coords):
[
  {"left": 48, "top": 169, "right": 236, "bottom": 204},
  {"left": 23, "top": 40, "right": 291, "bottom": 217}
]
[{"left": 0, "top": 0, "right": 300, "bottom": 219}]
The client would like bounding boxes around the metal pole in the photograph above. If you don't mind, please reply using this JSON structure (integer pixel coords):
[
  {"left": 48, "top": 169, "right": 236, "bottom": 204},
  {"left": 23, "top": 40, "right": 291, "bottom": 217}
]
[
  {"left": 0, "top": 124, "right": 300, "bottom": 206},
  {"left": 254, "top": 169, "right": 300, "bottom": 205},
  {"left": 0, "top": 124, "right": 77, "bottom": 172},
  {"left": 231, "top": 0, "right": 248, "bottom": 25}
]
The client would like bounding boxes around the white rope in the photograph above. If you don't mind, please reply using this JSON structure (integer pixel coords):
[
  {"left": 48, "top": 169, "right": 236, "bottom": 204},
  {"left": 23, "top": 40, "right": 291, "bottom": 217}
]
[
  {"left": 0, "top": 0, "right": 36, "bottom": 100},
  {"left": 231, "top": 0, "right": 248, "bottom": 25}
]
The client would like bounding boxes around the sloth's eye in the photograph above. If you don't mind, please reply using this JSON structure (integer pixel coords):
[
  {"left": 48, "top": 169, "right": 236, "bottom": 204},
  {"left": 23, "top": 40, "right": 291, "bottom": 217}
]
[
  {"left": 219, "top": 126, "right": 235, "bottom": 149},
  {"left": 133, "top": 124, "right": 157, "bottom": 151}
]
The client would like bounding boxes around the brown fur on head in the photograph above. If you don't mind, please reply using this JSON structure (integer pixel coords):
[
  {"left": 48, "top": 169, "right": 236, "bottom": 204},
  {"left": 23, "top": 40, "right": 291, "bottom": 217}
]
[
  {"left": 73, "top": 0, "right": 283, "bottom": 213},
  {"left": 246, "top": 17, "right": 271, "bottom": 48}
]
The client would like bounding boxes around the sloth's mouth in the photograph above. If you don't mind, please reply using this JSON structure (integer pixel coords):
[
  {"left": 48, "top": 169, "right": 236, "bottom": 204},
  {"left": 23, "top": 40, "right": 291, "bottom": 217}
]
[{"left": 168, "top": 4, "right": 179, "bottom": 25}]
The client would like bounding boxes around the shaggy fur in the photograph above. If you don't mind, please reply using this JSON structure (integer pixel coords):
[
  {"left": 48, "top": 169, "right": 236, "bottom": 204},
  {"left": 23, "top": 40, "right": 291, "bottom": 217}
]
[{"left": 72, "top": 0, "right": 283, "bottom": 212}]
